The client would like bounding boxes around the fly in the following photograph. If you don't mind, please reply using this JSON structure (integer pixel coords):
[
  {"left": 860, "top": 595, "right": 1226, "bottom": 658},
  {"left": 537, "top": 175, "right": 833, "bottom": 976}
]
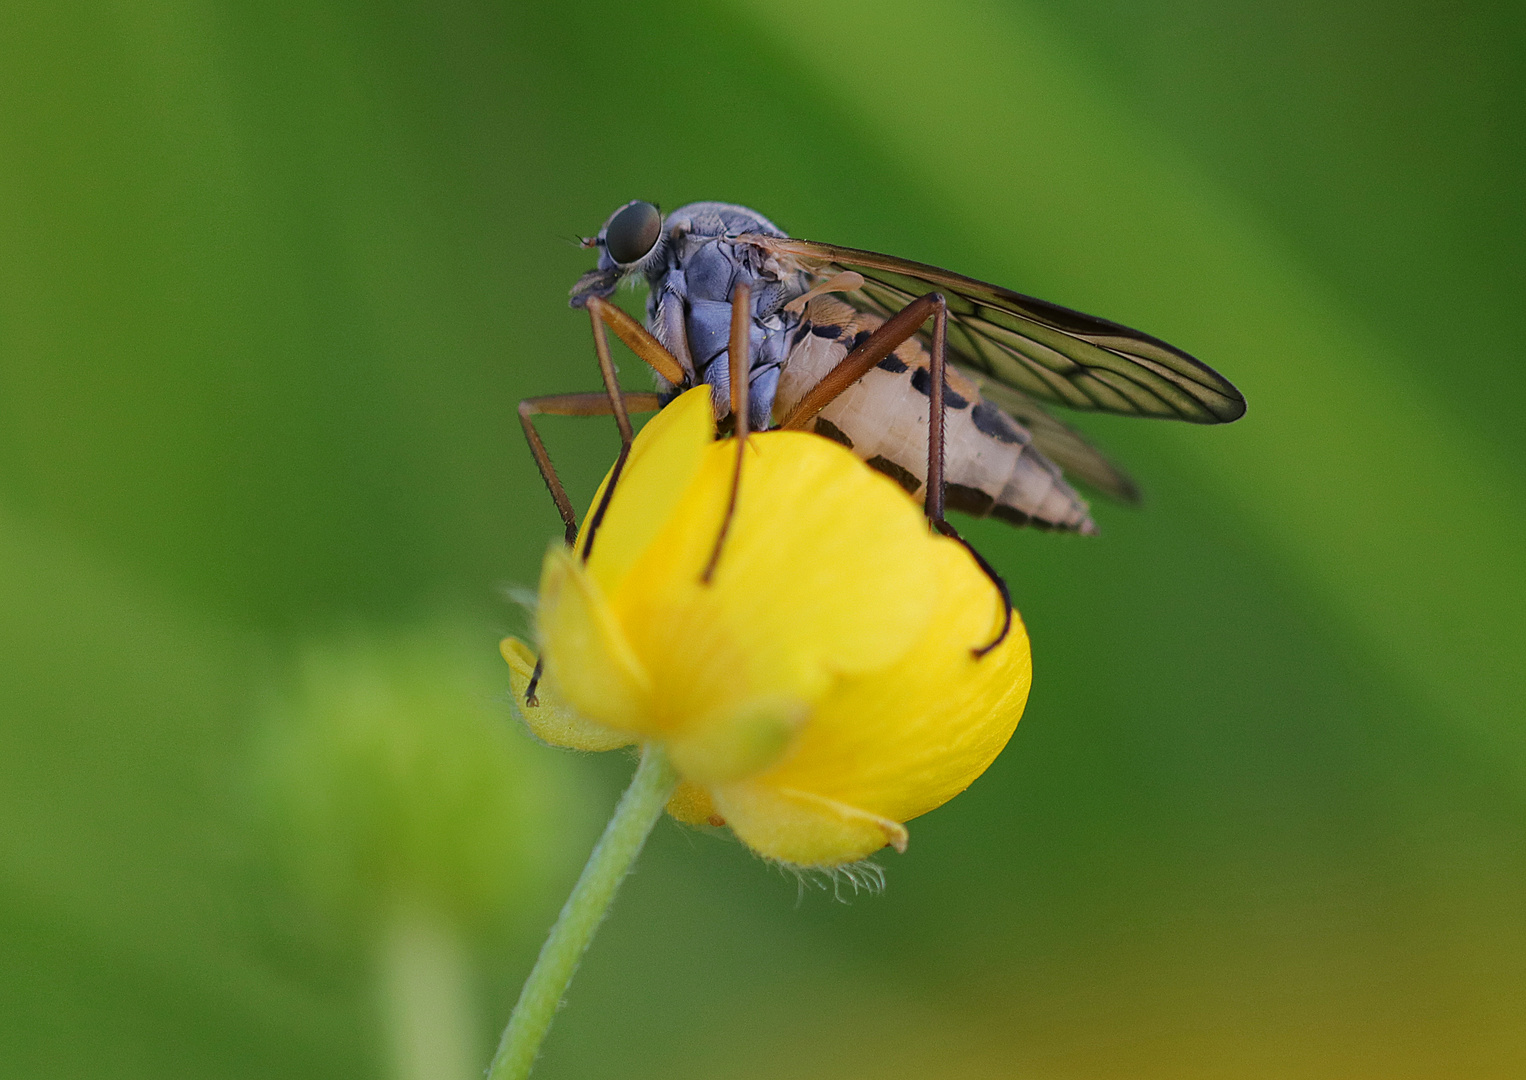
[{"left": 519, "top": 200, "right": 1245, "bottom": 697}]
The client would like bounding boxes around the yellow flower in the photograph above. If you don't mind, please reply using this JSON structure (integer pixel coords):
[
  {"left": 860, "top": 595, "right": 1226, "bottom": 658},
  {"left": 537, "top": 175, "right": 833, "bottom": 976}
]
[{"left": 502, "top": 387, "right": 1030, "bottom": 868}]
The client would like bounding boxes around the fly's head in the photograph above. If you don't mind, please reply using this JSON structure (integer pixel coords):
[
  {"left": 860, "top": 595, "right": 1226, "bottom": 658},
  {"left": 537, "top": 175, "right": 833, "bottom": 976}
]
[{"left": 569, "top": 200, "right": 666, "bottom": 308}]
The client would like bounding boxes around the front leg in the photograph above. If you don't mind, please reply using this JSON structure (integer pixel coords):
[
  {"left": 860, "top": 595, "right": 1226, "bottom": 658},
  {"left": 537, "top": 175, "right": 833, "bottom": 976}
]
[
  {"left": 518, "top": 391, "right": 664, "bottom": 547},
  {"left": 700, "top": 283, "right": 752, "bottom": 583},
  {"left": 573, "top": 298, "right": 692, "bottom": 560},
  {"left": 517, "top": 390, "right": 662, "bottom": 706},
  {"left": 520, "top": 302, "right": 684, "bottom": 707}
]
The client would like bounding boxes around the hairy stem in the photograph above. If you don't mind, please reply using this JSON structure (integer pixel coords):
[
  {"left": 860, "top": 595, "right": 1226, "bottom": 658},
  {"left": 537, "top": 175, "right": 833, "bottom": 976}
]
[{"left": 487, "top": 743, "right": 677, "bottom": 1080}]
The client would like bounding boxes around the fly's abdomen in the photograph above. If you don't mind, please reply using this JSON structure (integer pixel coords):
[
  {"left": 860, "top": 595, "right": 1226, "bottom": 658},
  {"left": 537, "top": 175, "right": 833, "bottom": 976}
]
[{"left": 772, "top": 298, "right": 1096, "bottom": 534}]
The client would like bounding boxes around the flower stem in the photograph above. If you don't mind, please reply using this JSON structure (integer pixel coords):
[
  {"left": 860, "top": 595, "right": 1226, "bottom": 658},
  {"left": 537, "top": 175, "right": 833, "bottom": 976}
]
[{"left": 487, "top": 743, "right": 678, "bottom": 1080}]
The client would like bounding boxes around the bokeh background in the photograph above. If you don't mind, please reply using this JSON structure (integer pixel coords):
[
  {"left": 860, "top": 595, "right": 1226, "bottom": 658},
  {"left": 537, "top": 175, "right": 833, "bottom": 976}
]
[{"left": 3, "top": 1, "right": 1523, "bottom": 1077}]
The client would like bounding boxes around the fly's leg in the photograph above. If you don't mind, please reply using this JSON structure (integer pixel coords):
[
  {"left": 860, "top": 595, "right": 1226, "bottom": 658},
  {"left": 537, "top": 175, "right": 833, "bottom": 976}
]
[
  {"left": 700, "top": 283, "right": 751, "bottom": 583},
  {"left": 579, "top": 299, "right": 694, "bottom": 562},
  {"left": 525, "top": 300, "right": 684, "bottom": 552},
  {"left": 779, "top": 292, "right": 1012, "bottom": 656},
  {"left": 519, "top": 305, "right": 681, "bottom": 707},
  {"left": 520, "top": 302, "right": 684, "bottom": 706},
  {"left": 584, "top": 296, "right": 688, "bottom": 387},
  {"left": 935, "top": 520, "right": 1014, "bottom": 659},
  {"left": 517, "top": 391, "right": 662, "bottom": 705},
  {"left": 919, "top": 295, "right": 1013, "bottom": 657},
  {"left": 518, "top": 391, "right": 665, "bottom": 546}
]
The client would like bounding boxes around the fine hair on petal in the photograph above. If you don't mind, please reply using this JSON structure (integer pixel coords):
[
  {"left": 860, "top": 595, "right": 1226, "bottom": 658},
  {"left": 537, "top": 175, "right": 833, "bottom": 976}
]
[
  {"left": 781, "top": 859, "right": 887, "bottom": 905},
  {"left": 501, "top": 584, "right": 540, "bottom": 614}
]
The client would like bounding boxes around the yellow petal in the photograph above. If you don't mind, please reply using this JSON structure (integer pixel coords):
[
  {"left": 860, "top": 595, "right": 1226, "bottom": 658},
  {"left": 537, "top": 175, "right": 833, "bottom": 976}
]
[
  {"left": 578, "top": 386, "right": 715, "bottom": 598},
  {"left": 712, "top": 783, "right": 910, "bottom": 866},
  {"left": 665, "top": 780, "right": 720, "bottom": 826},
  {"left": 500, "top": 636, "right": 632, "bottom": 752},
  {"left": 536, "top": 545, "right": 655, "bottom": 734},
  {"left": 608, "top": 432, "right": 942, "bottom": 738},
  {"left": 751, "top": 534, "right": 1031, "bottom": 827},
  {"left": 665, "top": 695, "right": 807, "bottom": 786}
]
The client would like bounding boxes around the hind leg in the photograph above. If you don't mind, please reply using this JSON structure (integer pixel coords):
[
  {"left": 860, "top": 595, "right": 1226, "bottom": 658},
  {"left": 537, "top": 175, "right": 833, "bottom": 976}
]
[{"left": 778, "top": 292, "right": 1012, "bottom": 656}]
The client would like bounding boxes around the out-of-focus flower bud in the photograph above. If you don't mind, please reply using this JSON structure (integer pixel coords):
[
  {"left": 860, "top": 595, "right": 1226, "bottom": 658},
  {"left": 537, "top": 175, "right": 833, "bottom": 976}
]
[{"left": 259, "top": 623, "right": 591, "bottom": 931}]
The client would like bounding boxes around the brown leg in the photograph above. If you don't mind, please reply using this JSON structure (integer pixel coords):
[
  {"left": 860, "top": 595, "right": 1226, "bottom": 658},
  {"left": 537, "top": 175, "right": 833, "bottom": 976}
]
[
  {"left": 585, "top": 296, "right": 688, "bottom": 387},
  {"left": 701, "top": 283, "right": 751, "bottom": 583},
  {"left": 576, "top": 299, "right": 691, "bottom": 561},
  {"left": 577, "top": 306, "right": 638, "bottom": 561},
  {"left": 522, "top": 302, "right": 685, "bottom": 707},
  {"left": 517, "top": 390, "right": 661, "bottom": 707},
  {"left": 523, "top": 302, "right": 685, "bottom": 547},
  {"left": 936, "top": 519, "right": 1013, "bottom": 659},
  {"left": 778, "top": 292, "right": 945, "bottom": 434},
  {"left": 518, "top": 391, "right": 663, "bottom": 547},
  {"left": 779, "top": 293, "right": 1012, "bottom": 656}
]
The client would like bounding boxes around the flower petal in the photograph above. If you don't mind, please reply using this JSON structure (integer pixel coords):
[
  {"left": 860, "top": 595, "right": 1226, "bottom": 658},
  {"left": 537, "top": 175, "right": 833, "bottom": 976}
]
[
  {"left": 500, "top": 636, "right": 632, "bottom": 752},
  {"left": 537, "top": 546, "right": 655, "bottom": 734},
  {"left": 751, "top": 535, "right": 1032, "bottom": 827},
  {"left": 665, "top": 695, "right": 807, "bottom": 786},
  {"left": 712, "top": 783, "right": 910, "bottom": 866},
  {"left": 604, "top": 432, "right": 943, "bottom": 741},
  {"left": 578, "top": 386, "right": 715, "bottom": 598}
]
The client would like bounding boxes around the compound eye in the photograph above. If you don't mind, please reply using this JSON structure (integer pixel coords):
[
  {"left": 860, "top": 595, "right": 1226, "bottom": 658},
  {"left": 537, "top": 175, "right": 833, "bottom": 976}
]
[{"left": 604, "top": 201, "right": 661, "bottom": 264}]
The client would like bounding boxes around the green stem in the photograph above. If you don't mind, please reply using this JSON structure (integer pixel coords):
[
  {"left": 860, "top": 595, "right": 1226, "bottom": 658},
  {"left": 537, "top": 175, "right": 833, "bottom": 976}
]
[{"left": 487, "top": 743, "right": 678, "bottom": 1080}]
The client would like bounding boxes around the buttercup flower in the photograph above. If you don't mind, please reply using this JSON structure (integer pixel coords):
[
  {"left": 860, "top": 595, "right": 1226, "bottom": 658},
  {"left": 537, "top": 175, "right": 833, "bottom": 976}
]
[{"left": 503, "top": 386, "right": 1031, "bottom": 868}]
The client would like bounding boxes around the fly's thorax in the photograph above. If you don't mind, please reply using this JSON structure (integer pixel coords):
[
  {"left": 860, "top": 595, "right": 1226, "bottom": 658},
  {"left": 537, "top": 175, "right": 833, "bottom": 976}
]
[
  {"left": 660, "top": 202, "right": 787, "bottom": 243},
  {"left": 647, "top": 218, "right": 813, "bottom": 431}
]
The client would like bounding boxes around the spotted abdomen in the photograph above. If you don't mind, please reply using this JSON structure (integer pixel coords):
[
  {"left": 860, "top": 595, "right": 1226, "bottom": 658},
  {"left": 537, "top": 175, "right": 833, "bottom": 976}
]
[{"left": 771, "top": 297, "right": 1095, "bottom": 534}]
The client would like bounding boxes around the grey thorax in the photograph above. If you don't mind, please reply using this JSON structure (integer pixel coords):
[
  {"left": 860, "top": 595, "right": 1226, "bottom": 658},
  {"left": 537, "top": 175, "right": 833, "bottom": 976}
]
[{"left": 573, "top": 201, "right": 813, "bottom": 431}]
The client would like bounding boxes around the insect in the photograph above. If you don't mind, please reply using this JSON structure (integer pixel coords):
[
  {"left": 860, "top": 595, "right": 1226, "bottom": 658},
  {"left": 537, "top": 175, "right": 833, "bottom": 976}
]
[{"left": 520, "top": 200, "right": 1244, "bottom": 687}]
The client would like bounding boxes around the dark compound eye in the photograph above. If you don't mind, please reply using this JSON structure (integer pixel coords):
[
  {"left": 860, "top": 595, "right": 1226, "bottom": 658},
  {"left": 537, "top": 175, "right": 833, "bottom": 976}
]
[{"left": 604, "top": 200, "right": 661, "bottom": 264}]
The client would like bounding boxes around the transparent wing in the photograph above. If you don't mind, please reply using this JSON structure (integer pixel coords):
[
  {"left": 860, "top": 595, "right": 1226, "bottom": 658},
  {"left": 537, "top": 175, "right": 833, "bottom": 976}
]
[
  {"left": 749, "top": 235, "right": 1246, "bottom": 424},
  {"left": 956, "top": 366, "right": 1141, "bottom": 504}
]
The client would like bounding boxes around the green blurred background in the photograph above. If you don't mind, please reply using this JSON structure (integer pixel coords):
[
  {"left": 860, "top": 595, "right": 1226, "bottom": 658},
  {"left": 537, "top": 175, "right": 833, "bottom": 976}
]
[{"left": 2, "top": 0, "right": 1523, "bottom": 1076}]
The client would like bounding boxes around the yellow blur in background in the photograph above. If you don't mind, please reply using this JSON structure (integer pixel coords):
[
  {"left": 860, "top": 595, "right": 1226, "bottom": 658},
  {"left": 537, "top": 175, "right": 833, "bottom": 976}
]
[{"left": 1, "top": 1, "right": 1522, "bottom": 1077}]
